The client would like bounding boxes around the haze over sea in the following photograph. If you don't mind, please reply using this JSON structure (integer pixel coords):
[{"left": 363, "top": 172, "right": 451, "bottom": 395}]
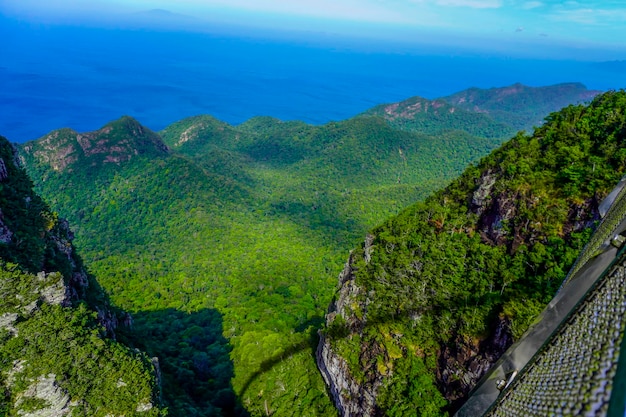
[{"left": 1, "top": 14, "right": 625, "bottom": 143}]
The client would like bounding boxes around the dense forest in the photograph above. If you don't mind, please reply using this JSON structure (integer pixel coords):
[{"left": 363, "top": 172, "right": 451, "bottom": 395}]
[{"left": 15, "top": 83, "right": 602, "bottom": 416}]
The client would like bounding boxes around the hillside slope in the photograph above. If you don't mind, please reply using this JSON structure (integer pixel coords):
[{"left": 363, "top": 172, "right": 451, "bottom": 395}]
[
  {"left": 0, "top": 135, "right": 164, "bottom": 416},
  {"left": 365, "top": 83, "right": 600, "bottom": 138},
  {"left": 318, "top": 90, "right": 626, "bottom": 416},
  {"left": 442, "top": 82, "right": 600, "bottom": 131},
  {"left": 363, "top": 96, "right": 515, "bottom": 139}
]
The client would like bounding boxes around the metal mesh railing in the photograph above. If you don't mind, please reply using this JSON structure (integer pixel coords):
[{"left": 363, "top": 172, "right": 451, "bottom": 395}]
[
  {"left": 456, "top": 175, "right": 626, "bottom": 417},
  {"left": 486, "top": 252, "right": 626, "bottom": 416}
]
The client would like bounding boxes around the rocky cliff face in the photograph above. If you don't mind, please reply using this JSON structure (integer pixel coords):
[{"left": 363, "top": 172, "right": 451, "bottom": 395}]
[
  {"left": 318, "top": 187, "right": 598, "bottom": 415},
  {"left": 377, "top": 98, "right": 455, "bottom": 121},
  {"left": 318, "top": 91, "right": 625, "bottom": 416},
  {"left": 317, "top": 239, "right": 516, "bottom": 417},
  {"left": 436, "top": 317, "right": 512, "bottom": 410},
  {"left": 317, "top": 245, "right": 383, "bottom": 417},
  {"left": 20, "top": 116, "right": 168, "bottom": 174},
  {"left": 0, "top": 134, "right": 164, "bottom": 416}
]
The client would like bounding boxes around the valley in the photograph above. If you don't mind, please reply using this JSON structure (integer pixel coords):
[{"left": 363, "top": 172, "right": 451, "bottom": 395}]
[{"left": 3, "top": 83, "right": 614, "bottom": 416}]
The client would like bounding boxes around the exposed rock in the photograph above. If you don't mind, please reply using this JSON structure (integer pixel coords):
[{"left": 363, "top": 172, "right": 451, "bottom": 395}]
[
  {"left": 0, "top": 208, "right": 13, "bottom": 244},
  {"left": 317, "top": 334, "right": 381, "bottom": 417},
  {"left": 37, "top": 272, "right": 69, "bottom": 307},
  {"left": 317, "top": 245, "right": 382, "bottom": 417},
  {"left": 0, "top": 312, "right": 19, "bottom": 335},
  {"left": 121, "top": 312, "right": 133, "bottom": 328},
  {"left": 15, "top": 374, "right": 73, "bottom": 417},
  {"left": 471, "top": 170, "right": 496, "bottom": 217},
  {"left": 564, "top": 197, "right": 599, "bottom": 235},
  {"left": 96, "top": 305, "right": 119, "bottom": 338},
  {"left": 30, "top": 130, "right": 80, "bottom": 172},
  {"left": 176, "top": 122, "right": 207, "bottom": 146},
  {"left": 49, "top": 219, "right": 74, "bottom": 260},
  {"left": 70, "top": 270, "right": 89, "bottom": 291},
  {"left": 22, "top": 117, "right": 169, "bottom": 173},
  {"left": 10, "top": 143, "right": 22, "bottom": 169},
  {"left": 136, "top": 401, "right": 154, "bottom": 412},
  {"left": 477, "top": 192, "right": 518, "bottom": 247},
  {"left": 380, "top": 98, "right": 453, "bottom": 121},
  {"left": 22, "top": 300, "right": 39, "bottom": 315},
  {"left": 0, "top": 157, "right": 8, "bottom": 181},
  {"left": 151, "top": 357, "right": 163, "bottom": 404},
  {"left": 7, "top": 360, "right": 26, "bottom": 386},
  {"left": 437, "top": 317, "right": 513, "bottom": 412},
  {"left": 363, "top": 234, "right": 374, "bottom": 264}
]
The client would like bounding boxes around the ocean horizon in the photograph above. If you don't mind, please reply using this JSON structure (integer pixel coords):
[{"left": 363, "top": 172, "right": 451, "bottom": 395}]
[{"left": 2, "top": 17, "right": 625, "bottom": 143}]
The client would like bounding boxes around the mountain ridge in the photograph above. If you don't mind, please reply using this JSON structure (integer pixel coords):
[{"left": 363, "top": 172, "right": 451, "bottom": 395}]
[
  {"left": 364, "top": 82, "right": 600, "bottom": 137},
  {"left": 442, "top": 82, "right": 601, "bottom": 131},
  {"left": 318, "top": 89, "right": 626, "bottom": 416}
]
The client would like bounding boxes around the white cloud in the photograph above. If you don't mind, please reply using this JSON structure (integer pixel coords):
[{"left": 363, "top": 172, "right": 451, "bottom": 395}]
[
  {"left": 115, "top": 0, "right": 421, "bottom": 24},
  {"left": 550, "top": 7, "right": 626, "bottom": 25},
  {"left": 521, "top": 1, "right": 543, "bottom": 10},
  {"left": 435, "top": 0, "right": 502, "bottom": 8}
]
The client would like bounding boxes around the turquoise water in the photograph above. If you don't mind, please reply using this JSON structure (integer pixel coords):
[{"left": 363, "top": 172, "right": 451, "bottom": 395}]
[{"left": 1, "top": 17, "right": 624, "bottom": 142}]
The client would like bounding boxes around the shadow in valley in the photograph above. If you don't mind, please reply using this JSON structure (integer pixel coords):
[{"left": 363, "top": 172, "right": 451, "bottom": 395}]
[
  {"left": 237, "top": 316, "right": 325, "bottom": 399},
  {"left": 119, "top": 308, "right": 249, "bottom": 417}
]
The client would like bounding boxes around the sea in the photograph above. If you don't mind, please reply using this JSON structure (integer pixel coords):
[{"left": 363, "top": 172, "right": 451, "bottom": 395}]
[{"left": 1, "top": 16, "right": 625, "bottom": 143}]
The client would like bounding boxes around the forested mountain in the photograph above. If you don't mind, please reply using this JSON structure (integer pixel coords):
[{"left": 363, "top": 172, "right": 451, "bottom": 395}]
[
  {"left": 0, "top": 135, "right": 163, "bottom": 416},
  {"left": 23, "top": 113, "right": 484, "bottom": 417},
  {"left": 442, "top": 82, "right": 600, "bottom": 131},
  {"left": 319, "top": 90, "right": 626, "bottom": 416},
  {"left": 363, "top": 97, "right": 515, "bottom": 139},
  {"left": 14, "top": 83, "right": 607, "bottom": 416},
  {"left": 366, "top": 82, "right": 600, "bottom": 137}
]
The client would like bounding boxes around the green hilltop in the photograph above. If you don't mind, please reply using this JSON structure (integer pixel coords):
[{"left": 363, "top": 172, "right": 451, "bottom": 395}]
[
  {"left": 442, "top": 82, "right": 600, "bottom": 131},
  {"left": 14, "top": 82, "right": 606, "bottom": 416}
]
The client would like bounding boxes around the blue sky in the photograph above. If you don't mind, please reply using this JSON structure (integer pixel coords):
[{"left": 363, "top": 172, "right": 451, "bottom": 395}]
[{"left": 2, "top": 0, "right": 626, "bottom": 59}]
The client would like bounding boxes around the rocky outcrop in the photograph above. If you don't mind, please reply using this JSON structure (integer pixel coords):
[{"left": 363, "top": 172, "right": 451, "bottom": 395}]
[
  {"left": 0, "top": 312, "right": 19, "bottom": 335},
  {"left": 470, "top": 170, "right": 496, "bottom": 217},
  {"left": 317, "top": 237, "right": 384, "bottom": 417},
  {"left": 380, "top": 98, "right": 454, "bottom": 121},
  {"left": 437, "top": 317, "right": 512, "bottom": 411},
  {"left": 0, "top": 208, "right": 13, "bottom": 244},
  {"left": 0, "top": 158, "right": 13, "bottom": 244},
  {"left": 37, "top": 271, "right": 70, "bottom": 307},
  {"left": 0, "top": 134, "right": 164, "bottom": 416},
  {"left": 0, "top": 157, "right": 9, "bottom": 181},
  {"left": 319, "top": 251, "right": 513, "bottom": 417},
  {"left": 20, "top": 116, "right": 168, "bottom": 173},
  {"left": 0, "top": 134, "right": 122, "bottom": 328},
  {"left": 317, "top": 333, "right": 381, "bottom": 417},
  {"left": 14, "top": 374, "right": 73, "bottom": 417}
]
